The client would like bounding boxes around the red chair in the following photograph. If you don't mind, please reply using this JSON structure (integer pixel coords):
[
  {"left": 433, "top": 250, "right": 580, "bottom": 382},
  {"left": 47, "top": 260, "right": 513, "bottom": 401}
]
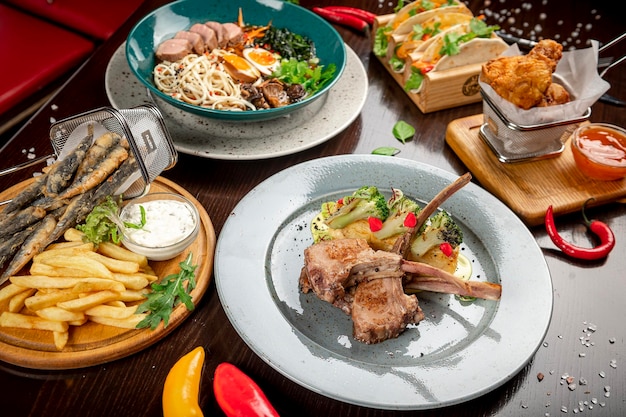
[
  {"left": 3, "top": 0, "right": 145, "bottom": 40},
  {"left": 0, "top": 4, "right": 95, "bottom": 118}
]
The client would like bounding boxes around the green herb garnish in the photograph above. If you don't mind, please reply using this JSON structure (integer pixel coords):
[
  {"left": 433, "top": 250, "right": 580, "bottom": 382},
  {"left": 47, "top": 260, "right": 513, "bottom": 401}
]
[
  {"left": 135, "top": 253, "right": 197, "bottom": 330},
  {"left": 77, "top": 196, "right": 146, "bottom": 245},
  {"left": 393, "top": 120, "right": 416, "bottom": 143},
  {"left": 439, "top": 18, "right": 500, "bottom": 56},
  {"left": 372, "top": 146, "right": 401, "bottom": 156},
  {"left": 272, "top": 58, "right": 336, "bottom": 95}
]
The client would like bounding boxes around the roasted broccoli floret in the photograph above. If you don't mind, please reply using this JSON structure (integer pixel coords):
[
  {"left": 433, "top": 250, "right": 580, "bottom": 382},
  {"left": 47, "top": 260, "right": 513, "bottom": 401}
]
[
  {"left": 324, "top": 186, "right": 389, "bottom": 230},
  {"left": 410, "top": 210, "right": 463, "bottom": 257},
  {"left": 373, "top": 188, "right": 421, "bottom": 240}
]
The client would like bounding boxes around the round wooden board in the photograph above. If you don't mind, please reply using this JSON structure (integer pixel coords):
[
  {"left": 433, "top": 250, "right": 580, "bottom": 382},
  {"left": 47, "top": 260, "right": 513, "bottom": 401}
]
[{"left": 0, "top": 176, "right": 216, "bottom": 369}]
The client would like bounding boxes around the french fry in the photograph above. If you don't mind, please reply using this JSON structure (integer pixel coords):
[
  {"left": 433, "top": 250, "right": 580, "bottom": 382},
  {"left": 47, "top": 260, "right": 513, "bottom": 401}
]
[
  {"left": 29, "top": 262, "right": 91, "bottom": 278},
  {"left": 85, "top": 304, "right": 138, "bottom": 319},
  {"left": 36, "top": 306, "right": 85, "bottom": 322},
  {"left": 57, "top": 290, "right": 121, "bottom": 311},
  {"left": 83, "top": 251, "right": 140, "bottom": 274},
  {"left": 0, "top": 283, "right": 29, "bottom": 303},
  {"left": 89, "top": 313, "right": 147, "bottom": 329},
  {"left": 53, "top": 331, "right": 69, "bottom": 350},
  {"left": 10, "top": 275, "right": 83, "bottom": 289},
  {"left": 45, "top": 240, "right": 89, "bottom": 251},
  {"left": 63, "top": 227, "right": 85, "bottom": 242},
  {"left": 8, "top": 288, "right": 36, "bottom": 313},
  {"left": 71, "top": 278, "right": 126, "bottom": 293},
  {"left": 37, "top": 255, "right": 114, "bottom": 279},
  {"left": 110, "top": 273, "right": 150, "bottom": 290},
  {"left": 24, "top": 290, "right": 79, "bottom": 311},
  {"left": 97, "top": 241, "right": 148, "bottom": 267},
  {"left": 0, "top": 311, "right": 69, "bottom": 332},
  {"left": 68, "top": 318, "right": 88, "bottom": 326},
  {"left": 33, "top": 244, "right": 95, "bottom": 261},
  {"left": 117, "top": 289, "right": 149, "bottom": 302},
  {"left": 106, "top": 300, "right": 126, "bottom": 308}
]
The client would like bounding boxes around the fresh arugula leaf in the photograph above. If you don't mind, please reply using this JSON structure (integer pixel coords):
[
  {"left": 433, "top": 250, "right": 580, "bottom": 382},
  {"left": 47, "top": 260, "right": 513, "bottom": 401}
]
[
  {"left": 135, "top": 253, "right": 197, "bottom": 330},
  {"left": 372, "top": 146, "right": 401, "bottom": 156},
  {"left": 393, "top": 121, "right": 416, "bottom": 144}
]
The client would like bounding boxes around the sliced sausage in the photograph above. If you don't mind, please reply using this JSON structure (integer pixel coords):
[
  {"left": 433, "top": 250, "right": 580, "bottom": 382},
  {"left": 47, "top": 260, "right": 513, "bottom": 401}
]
[
  {"left": 221, "top": 22, "right": 243, "bottom": 46},
  {"left": 189, "top": 23, "right": 218, "bottom": 51},
  {"left": 155, "top": 38, "right": 192, "bottom": 62},
  {"left": 204, "top": 21, "right": 227, "bottom": 47},
  {"left": 174, "top": 31, "right": 205, "bottom": 55}
]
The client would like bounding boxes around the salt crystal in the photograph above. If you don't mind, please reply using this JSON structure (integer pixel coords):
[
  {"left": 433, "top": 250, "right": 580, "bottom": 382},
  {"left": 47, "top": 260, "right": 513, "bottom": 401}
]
[{"left": 51, "top": 104, "right": 58, "bottom": 110}]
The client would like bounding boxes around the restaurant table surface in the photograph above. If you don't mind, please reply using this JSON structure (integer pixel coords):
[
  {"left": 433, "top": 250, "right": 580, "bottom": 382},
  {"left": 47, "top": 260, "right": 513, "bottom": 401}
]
[{"left": 1, "top": 0, "right": 625, "bottom": 416}]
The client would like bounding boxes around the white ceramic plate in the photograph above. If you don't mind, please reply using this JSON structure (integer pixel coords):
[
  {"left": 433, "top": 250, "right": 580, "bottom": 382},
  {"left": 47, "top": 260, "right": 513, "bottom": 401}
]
[
  {"left": 105, "top": 42, "right": 367, "bottom": 160},
  {"left": 214, "top": 155, "right": 553, "bottom": 410}
]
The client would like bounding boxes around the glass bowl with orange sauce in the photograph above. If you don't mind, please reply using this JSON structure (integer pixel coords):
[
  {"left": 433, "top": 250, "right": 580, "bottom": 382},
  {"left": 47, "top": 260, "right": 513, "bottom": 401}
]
[{"left": 570, "top": 123, "right": 626, "bottom": 181}]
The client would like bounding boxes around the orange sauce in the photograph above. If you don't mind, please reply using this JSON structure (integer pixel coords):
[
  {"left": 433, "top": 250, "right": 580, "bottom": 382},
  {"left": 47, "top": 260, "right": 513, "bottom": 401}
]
[{"left": 571, "top": 124, "right": 626, "bottom": 181}]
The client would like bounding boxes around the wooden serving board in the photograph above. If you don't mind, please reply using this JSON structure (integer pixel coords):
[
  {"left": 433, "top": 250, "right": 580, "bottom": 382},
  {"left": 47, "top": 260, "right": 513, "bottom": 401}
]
[
  {"left": 0, "top": 176, "right": 216, "bottom": 370},
  {"left": 446, "top": 114, "right": 626, "bottom": 226}
]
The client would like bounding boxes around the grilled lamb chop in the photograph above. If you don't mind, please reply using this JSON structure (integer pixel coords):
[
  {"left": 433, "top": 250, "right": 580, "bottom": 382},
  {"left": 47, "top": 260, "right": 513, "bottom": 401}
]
[
  {"left": 350, "top": 255, "right": 424, "bottom": 344},
  {"left": 301, "top": 238, "right": 502, "bottom": 343},
  {"left": 301, "top": 238, "right": 373, "bottom": 314}
]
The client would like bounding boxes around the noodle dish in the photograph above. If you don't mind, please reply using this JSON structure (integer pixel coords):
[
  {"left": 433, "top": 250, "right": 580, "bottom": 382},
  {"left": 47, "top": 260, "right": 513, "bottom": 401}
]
[{"left": 126, "top": 0, "right": 346, "bottom": 122}]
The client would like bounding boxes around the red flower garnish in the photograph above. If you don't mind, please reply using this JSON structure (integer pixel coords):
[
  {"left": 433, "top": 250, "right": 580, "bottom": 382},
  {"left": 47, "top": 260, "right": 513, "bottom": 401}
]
[
  {"left": 368, "top": 217, "right": 383, "bottom": 232},
  {"left": 403, "top": 212, "right": 417, "bottom": 228},
  {"left": 440, "top": 242, "right": 453, "bottom": 257}
]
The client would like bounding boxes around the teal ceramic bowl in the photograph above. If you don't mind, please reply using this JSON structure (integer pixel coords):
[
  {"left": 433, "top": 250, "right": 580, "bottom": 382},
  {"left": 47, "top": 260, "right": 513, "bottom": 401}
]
[{"left": 126, "top": 0, "right": 346, "bottom": 122}]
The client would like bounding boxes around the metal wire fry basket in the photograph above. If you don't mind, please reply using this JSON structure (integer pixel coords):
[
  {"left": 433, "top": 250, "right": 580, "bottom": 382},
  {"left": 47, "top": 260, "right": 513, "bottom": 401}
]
[{"left": 49, "top": 104, "right": 177, "bottom": 198}]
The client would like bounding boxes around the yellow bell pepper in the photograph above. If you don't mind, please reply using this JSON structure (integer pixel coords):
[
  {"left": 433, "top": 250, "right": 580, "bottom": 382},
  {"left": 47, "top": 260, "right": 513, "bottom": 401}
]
[{"left": 163, "top": 346, "right": 205, "bottom": 417}]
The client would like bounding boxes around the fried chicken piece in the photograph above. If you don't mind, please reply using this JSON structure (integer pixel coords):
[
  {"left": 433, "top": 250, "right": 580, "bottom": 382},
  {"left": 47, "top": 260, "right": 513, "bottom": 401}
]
[
  {"left": 538, "top": 83, "right": 570, "bottom": 107},
  {"left": 481, "top": 39, "right": 565, "bottom": 110}
]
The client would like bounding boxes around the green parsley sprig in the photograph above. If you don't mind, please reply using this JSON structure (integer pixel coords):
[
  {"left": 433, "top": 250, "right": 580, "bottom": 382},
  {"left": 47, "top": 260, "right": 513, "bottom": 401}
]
[{"left": 135, "top": 253, "right": 197, "bottom": 330}]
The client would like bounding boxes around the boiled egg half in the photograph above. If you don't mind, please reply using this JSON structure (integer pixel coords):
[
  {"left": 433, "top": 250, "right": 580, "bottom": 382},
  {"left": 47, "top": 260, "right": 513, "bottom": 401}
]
[
  {"left": 242, "top": 47, "right": 281, "bottom": 76},
  {"left": 221, "top": 52, "right": 261, "bottom": 83}
]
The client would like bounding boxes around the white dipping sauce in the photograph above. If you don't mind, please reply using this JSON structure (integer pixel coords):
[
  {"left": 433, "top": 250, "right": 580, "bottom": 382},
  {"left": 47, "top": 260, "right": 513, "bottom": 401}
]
[{"left": 121, "top": 200, "right": 195, "bottom": 247}]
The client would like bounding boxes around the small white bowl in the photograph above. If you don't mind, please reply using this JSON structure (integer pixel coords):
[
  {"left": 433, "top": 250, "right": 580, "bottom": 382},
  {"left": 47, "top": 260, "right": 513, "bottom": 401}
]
[{"left": 120, "top": 192, "right": 200, "bottom": 261}]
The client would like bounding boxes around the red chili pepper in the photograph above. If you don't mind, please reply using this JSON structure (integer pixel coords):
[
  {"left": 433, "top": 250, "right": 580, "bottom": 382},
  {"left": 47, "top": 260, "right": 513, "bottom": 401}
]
[
  {"left": 420, "top": 65, "right": 434, "bottom": 75},
  {"left": 213, "top": 363, "right": 279, "bottom": 417},
  {"left": 321, "top": 6, "right": 377, "bottom": 25},
  {"left": 439, "top": 242, "right": 454, "bottom": 257},
  {"left": 368, "top": 216, "right": 383, "bottom": 232},
  {"left": 312, "top": 7, "right": 369, "bottom": 33},
  {"left": 544, "top": 199, "right": 616, "bottom": 260},
  {"left": 403, "top": 212, "right": 417, "bottom": 228}
]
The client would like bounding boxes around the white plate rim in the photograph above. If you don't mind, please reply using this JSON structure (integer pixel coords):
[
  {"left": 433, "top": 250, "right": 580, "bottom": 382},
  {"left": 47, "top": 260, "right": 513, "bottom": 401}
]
[
  {"left": 214, "top": 155, "right": 554, "bottom": 410},
  {"left": 105, "top": 43, "right": 368, "bottom": 160}
]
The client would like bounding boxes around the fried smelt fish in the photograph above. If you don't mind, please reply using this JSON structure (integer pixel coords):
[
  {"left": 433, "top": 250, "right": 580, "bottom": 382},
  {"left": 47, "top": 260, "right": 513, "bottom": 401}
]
[
  {"left": 75, "top": 132, "right": 122, "bottom": 179},
  {"left": 0, "top": 174, "right": 48, "bottom": 216},
  {"left": 44, "top": 131, "right": 94, "bottom": 196},
  {"left": 0, "top": 206, "right": 47, "bottom": 240},
  {"left": 59, "top": 144, "right": 129, "bottom": 199},
  {"left": 0, "top": 214, "right": 57, "bottom": 283},
  {"left": 0, "top": 223, "right": 39, "bottom": 269}
]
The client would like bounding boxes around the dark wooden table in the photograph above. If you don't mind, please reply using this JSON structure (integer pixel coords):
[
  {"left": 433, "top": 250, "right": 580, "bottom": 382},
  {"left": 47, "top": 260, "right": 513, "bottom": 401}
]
[{"left": 1, "top": 1, "right": 625, "bottom": 416}]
